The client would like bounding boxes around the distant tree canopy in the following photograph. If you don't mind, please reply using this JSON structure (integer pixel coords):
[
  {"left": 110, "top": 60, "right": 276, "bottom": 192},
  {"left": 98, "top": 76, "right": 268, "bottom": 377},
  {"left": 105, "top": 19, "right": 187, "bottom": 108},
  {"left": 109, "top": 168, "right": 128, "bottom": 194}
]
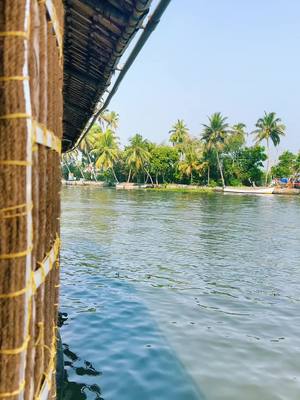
[
  {"left": 271, "top": 151, "right": 300, "bottom": 178},
  {"left": 62, "top": 110, "right": 296, "bottom": 186}
]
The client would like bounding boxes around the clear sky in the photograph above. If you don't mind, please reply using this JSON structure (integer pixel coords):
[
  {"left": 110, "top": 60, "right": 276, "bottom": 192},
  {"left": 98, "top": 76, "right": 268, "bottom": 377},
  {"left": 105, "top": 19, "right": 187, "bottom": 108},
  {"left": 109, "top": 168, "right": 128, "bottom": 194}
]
[{"left": 109, "top": 0, "right": 300, "bottom": 156}]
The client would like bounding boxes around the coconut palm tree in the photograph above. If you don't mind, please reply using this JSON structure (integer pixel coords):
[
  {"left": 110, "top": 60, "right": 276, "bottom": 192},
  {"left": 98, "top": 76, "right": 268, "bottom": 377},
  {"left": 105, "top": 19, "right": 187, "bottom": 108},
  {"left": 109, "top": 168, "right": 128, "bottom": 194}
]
[
  {"left": 178, "top": 139, "right": 206, "bottom": 184},
  {"left": 79, "top": 128, "right": 99, "bottom": 181},
  {"left": 253, "top": 112, "right": 285, "bottom": 184},
  {"left": 91, "top": 128, "right": 119, "bottom": 182},
  {"left": 125, "top": 134, "right": 150, "bottom": 183},
  {"left": 225, "top": 123, "right": 247, "bottom": 169},
  {"left": 200, "top": 144, "right": 212, "bottom": 185},
  {"left": 169, "top": 119, "right": 189, "bottom": 147},
  {"left": 100, "top": 110, "right": 119, "bottom": 130},
  {"left": 230, "top": 123, "right": 247, "bottom": 145},
  {"left": 202, "top": 112, "right": 229, "bottom": 187},
  {"left": 62, "top": 152, "right": 73, "bottom": 177}
]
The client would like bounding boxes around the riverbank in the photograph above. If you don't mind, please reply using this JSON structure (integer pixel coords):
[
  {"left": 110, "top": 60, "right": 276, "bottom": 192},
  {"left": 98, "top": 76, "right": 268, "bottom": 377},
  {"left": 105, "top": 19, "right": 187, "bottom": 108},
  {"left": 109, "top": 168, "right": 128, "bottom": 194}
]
[
  {"left": 116, "top": 183, "right": 219, "bottom": 192},
  {"left": 62, "top": 180, "right": 300, "bottom": 195},
  {"left": 273, "top": 188, "right": 300, "bottom": 195},
  {"left": 146, "top": 184, "right": 219, "bottom": 193}
]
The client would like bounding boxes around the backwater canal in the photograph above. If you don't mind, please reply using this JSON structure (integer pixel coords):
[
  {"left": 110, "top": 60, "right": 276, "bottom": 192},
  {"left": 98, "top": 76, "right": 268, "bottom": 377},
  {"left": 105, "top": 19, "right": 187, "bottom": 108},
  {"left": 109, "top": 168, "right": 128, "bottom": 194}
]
[{"left": 60, "top": 187, "right": 300, "bottom": 400}]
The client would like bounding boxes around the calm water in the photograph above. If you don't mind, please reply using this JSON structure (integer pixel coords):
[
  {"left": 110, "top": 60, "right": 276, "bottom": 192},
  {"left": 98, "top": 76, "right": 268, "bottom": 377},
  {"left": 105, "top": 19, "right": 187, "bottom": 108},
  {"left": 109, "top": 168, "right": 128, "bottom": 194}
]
[{"left": 60, "top": 187, "right": 300, "bottom": 400}]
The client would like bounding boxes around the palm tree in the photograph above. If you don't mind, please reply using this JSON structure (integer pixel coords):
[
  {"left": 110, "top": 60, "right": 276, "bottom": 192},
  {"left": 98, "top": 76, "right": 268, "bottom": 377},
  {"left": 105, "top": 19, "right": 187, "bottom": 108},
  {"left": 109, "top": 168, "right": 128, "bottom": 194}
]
[
  {"left": 79, "top": 128, "right": 99, "bottom": 181},
  {"left": 62, "top": 152, "right": 73, "bottom": 177},
  {"left": 225, "top": 123, "right": 247, "bottom": 169},
  {"left": 100, "top": 110, "right": 119, "bottom": 130},
  {"left": 125, "top": 134, "right": 150, "bottom": 183},
  {"left": 91, "top": 128, "right": 119, "bottom": 182},
  {"left": 169, "top": 119, "right": 189, "bottom": 147},
  {"left": 231, "top": 123, "right": 247, "bottom": 145},
  {"left": 178, "top": 139, "right": 206, "bottom": 184},
  {"left": 202, "top": 112, "right": 229, "bottom": 187},
  {"left": 253, "top": 112, "right": 285, "bottom": 184}
]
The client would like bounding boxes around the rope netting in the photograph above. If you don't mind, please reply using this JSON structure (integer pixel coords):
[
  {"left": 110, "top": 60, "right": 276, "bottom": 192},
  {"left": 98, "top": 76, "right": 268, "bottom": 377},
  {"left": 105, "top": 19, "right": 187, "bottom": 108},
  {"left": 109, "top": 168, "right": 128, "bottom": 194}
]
[{"left": 0, "top": 1, "right": 64, "bottom": 399}]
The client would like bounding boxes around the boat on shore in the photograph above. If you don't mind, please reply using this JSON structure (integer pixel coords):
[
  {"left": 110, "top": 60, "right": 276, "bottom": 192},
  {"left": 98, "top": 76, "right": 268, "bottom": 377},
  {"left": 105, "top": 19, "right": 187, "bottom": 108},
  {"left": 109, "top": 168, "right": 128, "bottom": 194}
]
[{"left": 223, "top": 186, "right": 274, "bottom": 194}]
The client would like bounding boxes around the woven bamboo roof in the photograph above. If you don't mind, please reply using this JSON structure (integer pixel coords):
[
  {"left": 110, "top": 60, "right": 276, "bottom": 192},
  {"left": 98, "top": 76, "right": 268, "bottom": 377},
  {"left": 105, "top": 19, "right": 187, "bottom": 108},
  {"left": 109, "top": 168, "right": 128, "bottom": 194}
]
[{"left": 63, "top": 0, "right": 152, "bottom": 151}]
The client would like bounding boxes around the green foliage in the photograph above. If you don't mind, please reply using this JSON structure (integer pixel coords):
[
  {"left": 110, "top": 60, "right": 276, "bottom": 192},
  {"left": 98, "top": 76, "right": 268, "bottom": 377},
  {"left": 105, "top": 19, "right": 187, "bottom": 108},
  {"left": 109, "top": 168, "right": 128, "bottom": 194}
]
[
  {"left": 253, "top": 112, "right": 285, "bottom": 147},
  {"left": 202, "top": 112, "right": 229, "bottom": 147},
  {"left": 169, "top": 119, "right": 189, "bottom": 146},
  {"left": 100, "top": 110, "right": 119, "bottom": 130},
  {"left": 228, "top": 178, "right": 243, "bottom": 187},
  {"left": 253, "top": 112, "right": 286, "bottom": 184},
  {"left": 61, "top": 109, "right": 295, "bottom": 188},
  {"left": 271, "top": 150, "right": 299, "bottom": 178},
  {"left": 124, "top": 134, "right": 151, "bottom": 182},
  {"left": 224, "top": 145, "right": 267, "bottom": 186},
  {"left": 148, "top": 145, "right": 179, "bottom": 183},
  {"left": 295, "top": 152, "right": 300, "bottom": 175},
  {"left": 208, "top": 179, "right": 218, "bottom": 188},
  {"left": 90, "top": 128, "right": 119, "bottom": 182},
  {"left": 226, "top": 123, "right": 247, "bottom": 152},
  {"left": 201, "top": 112, "right": 230, "bottom": 187},
  {"left": 178, "top": 139, "right": 206, "bottom": 184}
]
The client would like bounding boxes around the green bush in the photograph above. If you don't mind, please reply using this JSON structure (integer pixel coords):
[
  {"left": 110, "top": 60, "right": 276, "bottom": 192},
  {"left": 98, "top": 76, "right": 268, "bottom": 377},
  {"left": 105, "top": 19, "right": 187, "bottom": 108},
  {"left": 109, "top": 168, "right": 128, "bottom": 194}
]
[
  {"left": 208, "top": 180, "right": 218, "bottom": 188},
  {"left": 228, "top": 178, "right": 243, "bottom": 187}
]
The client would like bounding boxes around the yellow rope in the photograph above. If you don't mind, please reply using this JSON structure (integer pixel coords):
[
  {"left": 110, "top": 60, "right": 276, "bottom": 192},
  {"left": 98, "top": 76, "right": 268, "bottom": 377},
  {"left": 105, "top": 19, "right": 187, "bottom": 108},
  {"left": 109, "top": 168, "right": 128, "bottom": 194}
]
[
  {"left": 31, "top": 120, "right": 37, "bottom": 141},
  {"left": 0, "top": 160, "right": 32, "bottom": 166},
  {"left": 0, "top": 337, "right": 30, "bottom": 356},
  {"left": 0, "top": 380, "right": 25, "bottom": 398},
  {"left": 0, "top": 203, "right": 31, "bottom": 213},
  {"left": 0, "top": 113, "right": 61, "bottom": 153},
  {"left": 35, "top": 324, "right": 57, "bottom": 399},
  {"left": 0, "top": 246, "right": 32, "bottom": 260},
  {"left": 48, "top": 251, "right": 53, "bottom": 270},
  {"left": 38, "top": 261, "right": 46, "bottom": 283},
  {"left": 0, "top": 234, "right": 61, "bottom": 400},
  {"left": 0, "top": 31, "right": 29, "bottom": 39},
  {"left": 2, "top": 211, "right": 27, "bottom": 219},
  {"left": 32, "top": 236, "right": 61, "bottom": 291},
  {"left": 0, "top": 284, "right": 29, "bottom": 299},
  {"left": 0, "top": 113, "right": 31, "bottom": 120},
  {"left": 31, "top": 271, "right": 37, "bottom": 295},
  {"left": 0, "top": 76, "right": 29, "bottom": 81},
  {"left": 1, "top": 203, "right": 33, "bottom": 219}
]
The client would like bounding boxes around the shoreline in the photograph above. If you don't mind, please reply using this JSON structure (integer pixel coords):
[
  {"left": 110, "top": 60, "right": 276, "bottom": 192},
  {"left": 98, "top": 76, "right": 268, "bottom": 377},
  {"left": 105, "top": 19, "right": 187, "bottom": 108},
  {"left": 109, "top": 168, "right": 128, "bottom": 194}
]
[{"left": 62, "top": 180, "right": 300, "bottom": 195}]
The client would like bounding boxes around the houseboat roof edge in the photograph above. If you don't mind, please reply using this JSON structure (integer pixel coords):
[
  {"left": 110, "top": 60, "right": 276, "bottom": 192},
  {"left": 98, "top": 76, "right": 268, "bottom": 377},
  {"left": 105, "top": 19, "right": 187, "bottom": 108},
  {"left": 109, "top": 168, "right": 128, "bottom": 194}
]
[{"left": 63, "top": 0, "right": 152, "bottom": 152}]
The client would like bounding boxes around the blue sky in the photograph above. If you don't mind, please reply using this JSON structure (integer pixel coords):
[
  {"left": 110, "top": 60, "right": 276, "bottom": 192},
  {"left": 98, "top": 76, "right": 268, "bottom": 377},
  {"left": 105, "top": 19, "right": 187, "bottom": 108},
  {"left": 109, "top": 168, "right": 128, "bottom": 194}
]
[{"left": 109, "top": 0, "right": 300, "bottom": 155}]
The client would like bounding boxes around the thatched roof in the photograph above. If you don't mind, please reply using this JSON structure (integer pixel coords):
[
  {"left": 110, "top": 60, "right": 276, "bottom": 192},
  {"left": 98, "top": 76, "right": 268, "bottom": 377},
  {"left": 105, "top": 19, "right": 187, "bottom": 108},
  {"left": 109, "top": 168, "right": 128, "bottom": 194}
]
[{"left": 63, "top": 0, "right": 152, "bottom": 151}]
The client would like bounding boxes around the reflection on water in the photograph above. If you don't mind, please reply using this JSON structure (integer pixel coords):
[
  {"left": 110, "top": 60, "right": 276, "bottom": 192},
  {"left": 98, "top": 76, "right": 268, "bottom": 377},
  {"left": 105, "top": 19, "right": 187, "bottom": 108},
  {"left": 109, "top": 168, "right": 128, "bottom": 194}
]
[
  {"left": 58, "top": 313, "right": 103, "bottom": 400},
  {"left": 60, "top": 188, "right": 300, "bottom": 400}
]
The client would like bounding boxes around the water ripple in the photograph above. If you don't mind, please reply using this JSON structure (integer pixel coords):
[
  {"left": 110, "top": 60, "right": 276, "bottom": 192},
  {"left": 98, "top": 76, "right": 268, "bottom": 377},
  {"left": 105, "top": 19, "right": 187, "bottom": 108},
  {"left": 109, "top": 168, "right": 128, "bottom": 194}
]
[{"left": 60, "top": 188, "right": 300, "bottom": 400}]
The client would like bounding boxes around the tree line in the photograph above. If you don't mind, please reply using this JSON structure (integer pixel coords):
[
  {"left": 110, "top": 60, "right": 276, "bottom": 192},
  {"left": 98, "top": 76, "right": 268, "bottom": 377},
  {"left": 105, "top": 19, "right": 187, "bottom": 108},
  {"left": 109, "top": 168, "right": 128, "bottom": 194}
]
[{"left": 62, "top": 110, "right": 299, "bottom": 187}]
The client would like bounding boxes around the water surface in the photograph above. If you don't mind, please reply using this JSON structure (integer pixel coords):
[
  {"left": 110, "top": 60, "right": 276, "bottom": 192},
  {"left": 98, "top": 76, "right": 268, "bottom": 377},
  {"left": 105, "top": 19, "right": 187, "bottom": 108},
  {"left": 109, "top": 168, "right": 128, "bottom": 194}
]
[{"left": 60, "top": 187, "right": 300, "bottom": 400}]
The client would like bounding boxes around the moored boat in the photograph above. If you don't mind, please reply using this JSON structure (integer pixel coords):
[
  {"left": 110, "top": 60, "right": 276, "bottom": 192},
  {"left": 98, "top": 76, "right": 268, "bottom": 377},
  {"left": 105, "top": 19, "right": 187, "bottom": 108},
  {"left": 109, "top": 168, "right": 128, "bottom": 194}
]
[{"left": 223, "top": 186, "right": 274, "bottom": 194}]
